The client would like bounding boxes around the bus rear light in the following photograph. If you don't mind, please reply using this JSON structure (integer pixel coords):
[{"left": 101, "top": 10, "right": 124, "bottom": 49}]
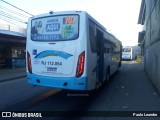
[
  {"left": 76, "top": 51, "right": 85, "bottom": 78},
  {"left": 27, "top": 51, "right": 32, "bottom": 74}
]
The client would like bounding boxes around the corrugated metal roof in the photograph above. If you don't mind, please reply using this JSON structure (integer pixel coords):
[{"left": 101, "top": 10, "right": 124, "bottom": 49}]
[{"left": 0, "top": 29, "right": 26, "bottom": 37}]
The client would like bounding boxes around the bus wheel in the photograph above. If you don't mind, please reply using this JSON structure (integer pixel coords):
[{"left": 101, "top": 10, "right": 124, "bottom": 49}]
[
  {"left": 118, "top": 61, "right": 121, "bottom": 68},
  {"left": 106, "top": 68, "right": 110, "bottom": 82},
  {"left": 96, "top": 82, "right": 102, "bottom": 90}
]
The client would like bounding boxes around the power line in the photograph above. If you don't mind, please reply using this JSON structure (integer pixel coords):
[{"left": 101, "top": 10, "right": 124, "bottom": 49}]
[
  {"left": 0, "top": 10, "right": 27, "bottom": 24},
  {"left": 0, "top": 0, "right": 30, "bottom": 28},
  {"left": 0, "top": 5, "right": 29, "bottom": 18},
  {"left": 0, "top": 16, "right": 26, "bottom": 28},
  {"left": 0, "top": 8, "right": 28, "bottom": 23},
  {"left": 0, "top": 0, "right": 33, "bottom": 16},
  {"left": 0, "top": 0, "right": 32, "bottom": 28}
]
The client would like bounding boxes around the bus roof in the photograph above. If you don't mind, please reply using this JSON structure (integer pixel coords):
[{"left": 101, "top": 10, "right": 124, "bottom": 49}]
[
  {"left": 31, "top": 10, "right": 106, "bottom": 30},
  {"left": 29, "top": 10, "right": 121, "bottom": 44}
]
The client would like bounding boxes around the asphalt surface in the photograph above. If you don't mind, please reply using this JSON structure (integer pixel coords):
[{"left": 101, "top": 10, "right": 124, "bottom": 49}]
[
  {"left": 0, "top": 67, "right": 26, "bottom": 82},
  {"left": 1, "top": 61, "right": 160, "bottom": 120}
]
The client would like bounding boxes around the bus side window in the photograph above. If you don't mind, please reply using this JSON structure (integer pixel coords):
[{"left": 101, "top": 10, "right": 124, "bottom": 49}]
[
  {"left": 113, "top": 46, "right": 116, "bottom": 53},
  {"left": 106, "top": 48, "right": 110, "bottom": 53}
]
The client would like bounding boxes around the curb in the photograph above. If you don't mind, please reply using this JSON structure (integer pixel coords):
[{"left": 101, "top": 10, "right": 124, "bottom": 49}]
[{"left": 0, "top": 75, "right": 26, "bottom": 83}]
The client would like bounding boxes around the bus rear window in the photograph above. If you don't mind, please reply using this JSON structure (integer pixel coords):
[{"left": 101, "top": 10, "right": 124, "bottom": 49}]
[
  {"left": 122, "top": 48, "right": 131, "bottom": 52},
  {"left": 31, "top": 15, "right": 79, "bottom": 41}
]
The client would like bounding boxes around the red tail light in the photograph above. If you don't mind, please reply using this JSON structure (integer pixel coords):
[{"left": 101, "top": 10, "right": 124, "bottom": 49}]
[
  {"left": 76, "top": 51, "right": 85, "bottom": 78},
  {"left": 27, "top": 51, "right": 32, "bottom": 74}
]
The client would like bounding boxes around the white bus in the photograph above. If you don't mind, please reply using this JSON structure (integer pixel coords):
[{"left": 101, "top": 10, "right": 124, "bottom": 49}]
[
  {"left": 122, "top": 47, "right": 134, "bottom": 60},
  {"left": 26, "top": 11, "right": 122, "bottom": 90}
]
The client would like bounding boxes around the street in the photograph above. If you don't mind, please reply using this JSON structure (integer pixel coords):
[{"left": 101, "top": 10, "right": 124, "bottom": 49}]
[
  {"left": 0, "top": 0, "right": 160, "bottom": 120},
  {"left": 1, "top": 61, "right": 160, "bottom": 120}
]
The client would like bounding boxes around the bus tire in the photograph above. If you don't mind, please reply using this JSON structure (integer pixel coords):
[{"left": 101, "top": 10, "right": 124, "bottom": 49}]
[
  {"left": 118, "top": 61, "right": 121, "bottom": 68},
  {"left": 106, "top": 67, "right": 110, "bottom": 82},
  {"left": 96, "top": 82, "right": 102, "bottom": 90}
]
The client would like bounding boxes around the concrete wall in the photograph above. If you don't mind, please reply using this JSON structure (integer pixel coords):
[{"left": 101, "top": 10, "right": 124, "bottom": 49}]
[
  {"left": 144, "top": 0, "right": 160, "bottom": 92},
  {"left": 145, "top": 43, "right": 160, "bottom": 91},
  {"left": 0, "top": 23, "right": 26, "bottom": 34}
]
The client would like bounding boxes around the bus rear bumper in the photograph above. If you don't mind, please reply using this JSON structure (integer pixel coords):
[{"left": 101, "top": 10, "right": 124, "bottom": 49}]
[
  {"left": 122, "top": 56, "right": 132, "bottom": 60},
  {"left": 27, "top": 73, "right": 87, "bottom": 90}
]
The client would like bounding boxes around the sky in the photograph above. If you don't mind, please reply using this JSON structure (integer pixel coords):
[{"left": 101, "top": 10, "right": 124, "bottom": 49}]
[{"left": 0, "top": 0, "right": 142, "bottom": 46}]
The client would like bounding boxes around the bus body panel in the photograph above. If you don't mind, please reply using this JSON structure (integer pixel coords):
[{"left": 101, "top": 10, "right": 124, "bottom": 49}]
[
  {"left": 27, "top": 40, "right": 77, "bottom": 77},
  {"left": 86, "top": 18, "right": 96, "bottom": 90}
]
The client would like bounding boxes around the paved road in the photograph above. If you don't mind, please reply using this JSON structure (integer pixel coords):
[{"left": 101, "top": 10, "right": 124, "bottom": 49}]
[
  {"left": 0, "top": 78, "right": 53, "bottom": 110},
  {"left": 0, "top": 67, "right": 26, "bottom": 82},
  {"left": 1, "top": 61, "right": 160, "bottom": 120}
]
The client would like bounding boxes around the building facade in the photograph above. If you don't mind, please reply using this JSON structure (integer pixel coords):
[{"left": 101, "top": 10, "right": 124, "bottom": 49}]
[
  {"left": 0, "top": 24, "right": 26, "bottom": 68},
  {"left": 138, "top": 0, "right": 160, "bottom": 92}
]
